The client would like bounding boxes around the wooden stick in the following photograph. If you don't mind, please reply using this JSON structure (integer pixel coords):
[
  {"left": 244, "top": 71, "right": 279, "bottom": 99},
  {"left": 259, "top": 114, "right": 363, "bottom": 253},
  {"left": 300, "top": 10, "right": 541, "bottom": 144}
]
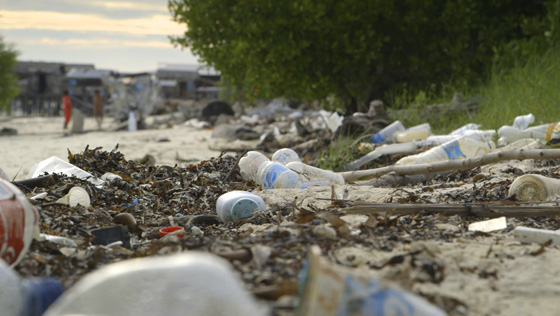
[
  {"left": 339, "top": 148, "right": 560, "bottom": 182},
  {"left": 342, "top": 201, "right": 560, "bottom": 218}
]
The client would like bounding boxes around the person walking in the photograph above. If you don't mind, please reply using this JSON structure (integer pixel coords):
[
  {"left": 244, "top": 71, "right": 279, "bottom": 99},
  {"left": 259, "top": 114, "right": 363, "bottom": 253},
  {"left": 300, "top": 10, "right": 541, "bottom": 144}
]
[
  {"left": 62, "top": 90, "right": 72, "bottom": 129},
  {"left": 93, "top": 90, "right": 104, "bottom": 130}
]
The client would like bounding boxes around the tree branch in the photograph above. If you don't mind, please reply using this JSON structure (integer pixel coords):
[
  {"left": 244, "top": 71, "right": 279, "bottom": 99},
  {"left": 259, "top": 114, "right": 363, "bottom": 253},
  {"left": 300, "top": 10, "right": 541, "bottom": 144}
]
[{"left": 339, "top": 148, "right": 560, "bottom": 182}]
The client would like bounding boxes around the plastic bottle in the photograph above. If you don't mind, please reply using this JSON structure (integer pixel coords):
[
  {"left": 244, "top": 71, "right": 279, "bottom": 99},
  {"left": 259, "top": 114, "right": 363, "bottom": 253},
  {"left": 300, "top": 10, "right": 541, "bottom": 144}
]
[
  {"left": 216, "top": 191, "right": 266, "bottom": 222},
  {"left": 345, "top": 142, "right": 418, "bottom": 171},
  {"left": 43, "top": 252, "right": 263, "bottom": 316},
  {"left": 285, "top": 162, "right": 345, "bottom": 185},
  {"left": 396, "top": 136, "right": 495, "bottom": 165},
  {"left": 371, "top": 120, "right": 405, "bottom": 143},
  {"left": 512, "top": 113, "right": 535, "bottom": 130},
  {"left": 450, "top": 123, "right": 481, "bottom": 136},
  {"left": 271, "top": 148, "right": 302, "bottom": 165},
  {"left": 238, "top": 151, "right": 270, "bottom": 181},
  {"left": 128, "top": 111, "right": 137, "bottom": 131},
  {"left": 395, "top": 123, "right": 431, "bottom": 143},
  {"left": 508, "top": 174, "right": 560, "bottom": 202},
  {"left": 498, "top": 123, "right": 555, "bottom": 146},
  {"left": 0, "top": 178, "right": 39, "bottom": 267},
  {"left": 239, "top": 151, "right": 300, "bottom": 189},
  {"left": 0, "top": 259, "right": 64, "bottom": 316}
]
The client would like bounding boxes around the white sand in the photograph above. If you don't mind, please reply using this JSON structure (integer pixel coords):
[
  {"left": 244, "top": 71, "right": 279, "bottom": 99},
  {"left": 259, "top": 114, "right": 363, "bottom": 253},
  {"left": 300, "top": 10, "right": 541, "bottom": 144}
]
[{"left": 0, "top": 116, "right": 223, "bottom": 181}]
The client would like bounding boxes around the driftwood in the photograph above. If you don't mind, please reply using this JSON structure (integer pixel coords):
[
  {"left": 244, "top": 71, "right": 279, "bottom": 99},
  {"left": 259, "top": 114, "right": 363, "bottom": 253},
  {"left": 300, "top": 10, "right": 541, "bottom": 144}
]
[
  {"left": 339, "top": 148, "right": 560, "bottom": 182},
  {"left": 342, "top": 201, "right": 560, "bottom": 218}
]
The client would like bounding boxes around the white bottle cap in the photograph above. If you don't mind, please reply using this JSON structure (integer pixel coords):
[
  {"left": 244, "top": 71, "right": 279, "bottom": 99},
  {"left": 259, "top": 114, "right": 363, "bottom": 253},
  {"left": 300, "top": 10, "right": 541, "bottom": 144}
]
[{"left": 230, "top": 198, "right": 259, "bottom": 221}]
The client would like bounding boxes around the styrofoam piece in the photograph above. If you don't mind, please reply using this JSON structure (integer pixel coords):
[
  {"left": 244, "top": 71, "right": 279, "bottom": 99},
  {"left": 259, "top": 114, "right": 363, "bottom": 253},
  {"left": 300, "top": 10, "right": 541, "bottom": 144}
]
[
  {"left": 514, "top": 226, "right": 560, "bottom": 245},
  {"left": 27, "top": 156, "right": 104, "bottom": 186},
  {"left": 56, "top": 187, "right": 91, "bottom": 207},
  {"left": 468, "top": 216, "right": 507, "bottom": 232}
]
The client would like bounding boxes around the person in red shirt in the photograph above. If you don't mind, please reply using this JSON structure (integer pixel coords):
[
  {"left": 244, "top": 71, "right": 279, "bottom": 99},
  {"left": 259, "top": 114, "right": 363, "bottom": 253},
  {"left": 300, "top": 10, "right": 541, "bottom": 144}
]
[{"left": 62, "top": 90, "right": 72, "bottom": 129}]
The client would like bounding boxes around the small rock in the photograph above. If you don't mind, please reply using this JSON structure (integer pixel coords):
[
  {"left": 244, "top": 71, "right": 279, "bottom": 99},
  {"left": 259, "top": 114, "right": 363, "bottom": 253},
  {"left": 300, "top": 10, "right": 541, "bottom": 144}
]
[{"left": 312, "top": 224, "right": 337, "bottom": 240}]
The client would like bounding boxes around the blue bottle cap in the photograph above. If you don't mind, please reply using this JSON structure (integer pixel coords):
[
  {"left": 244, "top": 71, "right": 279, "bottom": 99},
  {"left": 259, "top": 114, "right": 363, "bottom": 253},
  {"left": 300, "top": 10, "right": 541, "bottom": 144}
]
[
  {"left": 230, "top": 198, "right": 259, "bottom": 221},
  {"left": 371, "top": 133, "right": 385, "bottom": 143}
]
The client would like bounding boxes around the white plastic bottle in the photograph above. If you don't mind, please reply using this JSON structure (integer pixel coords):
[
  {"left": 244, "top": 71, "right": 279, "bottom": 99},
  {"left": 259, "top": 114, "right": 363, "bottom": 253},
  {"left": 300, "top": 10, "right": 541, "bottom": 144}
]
[
  {"left": 395, "top": 123, "right": 431, "bottom": 143},
  {"left": 396, "top": 136, "right": 495, "bottom": 165},
  {"left": 0, "top": 259, "right": 65, "bottom": 316},
  {"left": 271, "top": 148, "right": 302, "bottom": 164},
  {"left": 258, "top": 161, "right": 301, "bottom": 189},
  {"left": 498, "top": 123, "right": 555, "bottom": 145},
  {"left": 450, "top": 123, "right": 481, "bottom": 136},
  {"left": 286, "top": 161, "right": 345, "bottom": 185},
  {"left": 238, "top": 151, "right": 270, "bottom": 181},
  {"left": 44, "top": 253, "right": 263, "bottom": 316},
  {"left": 371, "top": 120, "right": 405, "bottom": 143},
  {"left": 216, "top": 191, "right": 266, "bottom": 222},
  {"left": 0, "top": 178, "right": 39, "bottom": 267}
]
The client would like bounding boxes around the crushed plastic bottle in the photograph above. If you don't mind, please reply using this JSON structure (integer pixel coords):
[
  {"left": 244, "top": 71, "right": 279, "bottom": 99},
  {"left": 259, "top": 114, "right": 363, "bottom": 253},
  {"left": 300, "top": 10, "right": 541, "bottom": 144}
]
[
  {"left": 498, "top": 123, "right": 555, "bottom": 146},
  {"left": 0, "top": 178, "right": 40, "bottom": 267},
  {"left": 43, "top": 252, "right": 264, "bottom": 316},
  {"left": 296, "top": 246, "right": 446, "bottom": 316},
  {"left": 0, "top": 259, "right": 64, "bottom": 316},
  {"left": 395, "top": 123, "right": 431, "bottom": 143},
  {"left": 216, "top": 191, "right": 266, "bottom": 222},
  {"left": 345, "top": 142, "right": 418, "bottom": 171},
  {"left": 396, "top": 136, "right": 495, "bottom": 165}
]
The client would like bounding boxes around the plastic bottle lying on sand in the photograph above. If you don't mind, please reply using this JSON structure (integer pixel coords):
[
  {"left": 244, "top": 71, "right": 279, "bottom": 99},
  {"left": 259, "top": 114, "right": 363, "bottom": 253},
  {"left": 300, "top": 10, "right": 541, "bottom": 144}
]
[
  {"left": 216, "top": 191, "right": 266, "bottom": 222},
  {"left": 296, "top": 246, "right": 446, "bottom": 316},
  {"left": 271, "top": 148, "right": 302, "bottom": 164},
  {"left": 0, "top": 179, "right": 40, "bottom": 267},
  {"left": 416, "top": 129, "right": 496, "bottom": 147},
  {"left": 286, "top": 161, "right": 345, "bottom": 185},
  {"left": 371, "top": 120, "right": 405, "bottom": 143},
  {"left": 498, "top": 123, "right": 556, "bottom": 146},
  {"left": 238, "top": 151, "right": 300, "bottom": 189},
  {"left": 396, "top": 136, "right": 495, "bottom": 165},
  {"left": 44, "top": 253, "right": 263, "bottom": 316},
  {"left": 395, "top": 123, "right": 431, "bottom": 143},
  {"left": 0, "top": 259, "right": 64, "bottom": 316},
  {"left": 508, "top": 174, "right": 560, "bottom": 202},
  {"left": 344, "top": 142, "right": 418, "bottom": 171}
]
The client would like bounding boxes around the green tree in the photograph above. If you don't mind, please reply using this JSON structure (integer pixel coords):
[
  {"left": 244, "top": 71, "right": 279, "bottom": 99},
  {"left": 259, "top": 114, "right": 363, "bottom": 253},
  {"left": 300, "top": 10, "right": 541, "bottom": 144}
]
[
  {"left": 0, "top": 36, "right": 18, "bottom": 112},
  {"left": 169, "top": 0, "right": 546, "bottom": 113}
]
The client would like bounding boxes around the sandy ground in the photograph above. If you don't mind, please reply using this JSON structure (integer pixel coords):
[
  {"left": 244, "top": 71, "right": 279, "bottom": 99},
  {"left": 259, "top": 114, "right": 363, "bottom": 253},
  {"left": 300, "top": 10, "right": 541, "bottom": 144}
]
[
  {"left": 0, "top": 115, "right": 223, "bottom": 181},
  {"left": 3, "top": 115, "right": 560, "bottom": 315}
]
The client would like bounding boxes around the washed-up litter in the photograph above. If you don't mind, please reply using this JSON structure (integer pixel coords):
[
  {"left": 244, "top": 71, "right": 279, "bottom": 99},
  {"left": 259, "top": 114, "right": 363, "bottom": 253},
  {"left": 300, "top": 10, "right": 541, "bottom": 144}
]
[
  {"left": 508, "top": 174, "right": 560, "bottom": 202},
  {"left": 468, "top": 217, "right": 507, "bottom": 232},
  {"left": 514, "top": 226, "right": 560, "bottom": 246}
]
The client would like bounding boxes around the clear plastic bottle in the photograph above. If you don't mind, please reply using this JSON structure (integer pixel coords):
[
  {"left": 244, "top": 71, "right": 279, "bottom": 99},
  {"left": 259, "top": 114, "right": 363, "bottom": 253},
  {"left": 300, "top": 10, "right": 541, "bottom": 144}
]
[
  {"left": 0, "top": 259, "right": 64, "bottom": 316},
  {"left": 271, "top": 148, "right": 302, "bottom": 164},
  {"left": 216, "top": 191, "right": 266, "bottom": 222},
  {"left": 44, "top": 252, "right": 263, "bottom": 316},
  {"left": 371, "top": 120, "right": 405, "bottom": 143},
  {"left": 285, "top": 161, "right": 345, "bottom": 185},
  {"left": 396, "top": 136, "right": 495, "bottom": 165},
  {"left": 238, "top": 151, "right": 270, "bottom": 182},
  {"left": 344, "top": 142, "right": 418, "bottom": 171},
  {"left": 0, "top": 179, "right": 39, "bottom": 267}
]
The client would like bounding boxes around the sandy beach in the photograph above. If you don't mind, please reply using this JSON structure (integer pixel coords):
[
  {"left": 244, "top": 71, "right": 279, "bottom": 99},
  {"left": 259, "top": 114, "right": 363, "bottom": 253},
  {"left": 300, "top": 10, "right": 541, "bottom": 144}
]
[{"left": 0, "top": 115, "right": 223, "bottom": 181}]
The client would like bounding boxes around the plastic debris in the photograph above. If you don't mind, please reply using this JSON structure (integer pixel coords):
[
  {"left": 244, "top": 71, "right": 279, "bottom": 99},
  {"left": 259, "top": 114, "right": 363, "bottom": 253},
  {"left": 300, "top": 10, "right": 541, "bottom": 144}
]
[
  {"left": 514, "top": 226, "right": 560, "bottom": 245},
  {"left": 508, "top": 174, "right": 560, "bottom": 202},
  {"left": 468, "top": 217, "right": 507, "bottom": 232}
]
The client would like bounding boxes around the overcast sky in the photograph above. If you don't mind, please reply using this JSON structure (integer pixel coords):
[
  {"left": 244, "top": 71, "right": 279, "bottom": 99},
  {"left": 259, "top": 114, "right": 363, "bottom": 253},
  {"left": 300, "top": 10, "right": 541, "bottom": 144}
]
[{"left": 0, "top": 0, "right": 200, "bottom": 73}]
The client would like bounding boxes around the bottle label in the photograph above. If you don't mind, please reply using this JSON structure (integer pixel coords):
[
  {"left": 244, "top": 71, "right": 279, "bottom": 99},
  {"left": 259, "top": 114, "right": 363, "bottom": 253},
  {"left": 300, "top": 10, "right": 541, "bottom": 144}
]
[
  {"left": 442, "top": 140, "right": 466, "bottom": 160},
  {"left": 0, "top": 182, "right": 31, "bottom": 265},
  {"left": 371, "top": 133, "right": 385, "bottom": 143},
  {"left": 264, "top": 164, "right": 289, "bottom": 189}
]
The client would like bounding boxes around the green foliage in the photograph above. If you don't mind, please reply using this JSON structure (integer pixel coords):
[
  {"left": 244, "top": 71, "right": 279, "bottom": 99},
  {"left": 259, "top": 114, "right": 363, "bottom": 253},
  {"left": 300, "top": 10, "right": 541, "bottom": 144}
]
[
  {"left": 316, "top": 135, "right": 362, "bottom": 172},
  {"left": 169, "top": 0, "right": 547, "bottom": 114},
  {"left": 0, "top": 37, "right": 19, "bottom": 112}
]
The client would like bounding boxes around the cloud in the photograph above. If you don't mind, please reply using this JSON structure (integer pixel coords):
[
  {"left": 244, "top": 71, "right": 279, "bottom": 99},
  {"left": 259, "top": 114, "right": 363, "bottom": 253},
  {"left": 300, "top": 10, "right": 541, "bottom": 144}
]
[
  {"left": 90, "top": 1, "right": 167, "bottom": 12},
  {"left": 17, "top": 37, "right": 176, "bottom": 50},
  {"left": 0, "top": 10, "right": 185, "bottom": 36}
]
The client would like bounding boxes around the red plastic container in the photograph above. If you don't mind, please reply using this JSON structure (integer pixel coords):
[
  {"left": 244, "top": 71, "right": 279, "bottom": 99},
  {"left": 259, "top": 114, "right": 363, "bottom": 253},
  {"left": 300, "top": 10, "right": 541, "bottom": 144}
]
[
  {"left": 159, "top": 226, "right": 185, "bottom": 238},
  {"left": 0, "top": 179, "right": 39, "bottom": 267}
]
